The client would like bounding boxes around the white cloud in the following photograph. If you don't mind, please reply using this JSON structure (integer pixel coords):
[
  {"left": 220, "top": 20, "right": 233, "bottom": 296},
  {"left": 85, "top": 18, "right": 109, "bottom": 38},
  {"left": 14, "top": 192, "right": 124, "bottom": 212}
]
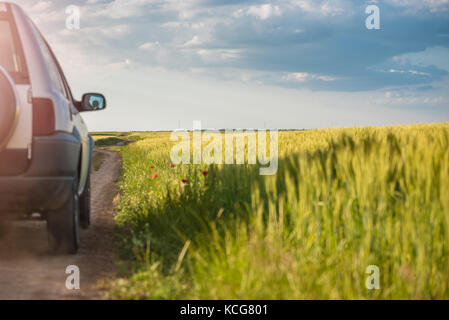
[
  {"left": 94, "top": 0, "right": 159, "bottom": 19},
  {"left": 284, "top": 72, "right": 309, "bottom": 82},
  {"left": 161, "top": 21, "right": 189, "bottom": 29},
  {"left": 388, "top": 69, "right": 429, "bottom": 76},
  {"left": 380, "top": 89, "right": 448, "bottom": 106},
  {"left": 105, "top": 58, "right": 132, "bottom": 70},
  {"left": 234, "top": 4, "right": 282, "bottom": 20},
  {"left": 139, "top": 41, "right": 161, "bottom": 51},
  {"left": 288, "top": 0, "right": 350, "bottom": 17},
  {"left": 59, "top": 24, "right": 131, "bottom": 40},
  {"left": 196, "top": 49, "right": 243, "bottom": 61},
  {"left": 409, "top": 70, "right": 429, "bottom": 75},
  {"left": 183, "top": 35, "right": 203, "bottom": 47},
  {"left": 386, "top": 0, "right": 449, "bottom": 13},
  {"left": 284, "top": 72, "right": 337, "bottom": 82},
  {"left": 27, "top": 1, "right": 53, "bottom": 13},
  {"left": 246, "top": 4, "right": 282, "bottom": 20}
]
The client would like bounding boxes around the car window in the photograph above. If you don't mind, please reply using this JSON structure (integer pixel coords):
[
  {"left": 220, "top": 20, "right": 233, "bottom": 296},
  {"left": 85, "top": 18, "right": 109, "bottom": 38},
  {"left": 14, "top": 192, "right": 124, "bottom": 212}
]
[
  {"left": 0, "top": 21, "right": 20, "bottom": 72},
  {"left": 39, "top": 34, "right": 74, "bottom": 104},
  {"left": 27, "top": 18, "right": 79, "bottom": 113},
  {"left": 0, "top": 6, "right": 28, "bottom": 84},
  {"left": 33, "top": 30, "right": 67, "bottom": 97},
  {"left": 43, "top": 41, "right": 73, "bottom": 102},
  {"left": 56, "top": 60, "right": 75, "bottom": 104}
]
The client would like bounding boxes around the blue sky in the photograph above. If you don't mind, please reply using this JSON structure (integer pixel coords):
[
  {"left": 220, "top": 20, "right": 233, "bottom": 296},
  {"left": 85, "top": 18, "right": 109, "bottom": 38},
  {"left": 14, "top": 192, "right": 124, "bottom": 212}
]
[{"left": 11, "top": 0, "right": 449, "bottom": 131}]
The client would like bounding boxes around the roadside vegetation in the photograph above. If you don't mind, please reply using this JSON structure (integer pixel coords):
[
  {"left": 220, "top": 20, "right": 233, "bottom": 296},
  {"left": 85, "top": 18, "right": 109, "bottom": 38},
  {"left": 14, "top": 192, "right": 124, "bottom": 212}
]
[
  {"left": 104, "top": 124, "right": 449, "bottom": 299},
  {"left": 91, "top": 152, "right": 106, "bottom": 171},
  {"left": 92, "top": 132, "right": 141, "bottom": 148}
]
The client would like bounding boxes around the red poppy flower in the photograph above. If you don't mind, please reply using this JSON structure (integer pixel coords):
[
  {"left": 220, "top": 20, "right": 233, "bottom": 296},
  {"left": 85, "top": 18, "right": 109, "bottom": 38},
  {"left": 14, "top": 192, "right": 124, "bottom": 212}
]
[
  {"left": 170, "top": 163, "right": 175, "bottom": 168},
  {"left": 182, "top": 179, "right": 188, "bottom": 183},
  {"left": 149, "top": 165, "right": 155, "bottom": 169},
  {"left": 152, "top": 173, "right": 158, "bottom": 179},
  {"left": 202, "top": 170, "right": 208, "bottom": 177}
]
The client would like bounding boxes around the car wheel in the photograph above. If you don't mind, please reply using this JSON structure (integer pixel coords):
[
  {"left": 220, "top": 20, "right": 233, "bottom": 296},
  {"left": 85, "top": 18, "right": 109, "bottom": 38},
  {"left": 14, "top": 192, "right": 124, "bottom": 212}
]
[
  {"left": 47, "top": 172, "right": 80, "bottom": 254},
  {"left": 80, "top": 169, "right": 91, "bottom": 229}
]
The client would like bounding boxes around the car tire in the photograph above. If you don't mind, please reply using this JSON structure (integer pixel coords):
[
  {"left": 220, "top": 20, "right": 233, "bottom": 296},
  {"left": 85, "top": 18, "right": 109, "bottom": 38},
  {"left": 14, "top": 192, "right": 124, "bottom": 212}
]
[
  {"left": 80, "top": 169, "right": 91, "bottom": 229},
  {"left": 47, "top": 172, "right": 80, "bottom": 254}
]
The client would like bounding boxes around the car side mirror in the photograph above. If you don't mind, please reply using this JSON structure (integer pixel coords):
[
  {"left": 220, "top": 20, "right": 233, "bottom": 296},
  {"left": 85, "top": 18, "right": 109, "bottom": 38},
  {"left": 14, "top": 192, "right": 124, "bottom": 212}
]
[{"left": 81, "top": 93, "right": 106, "bottom": 112}]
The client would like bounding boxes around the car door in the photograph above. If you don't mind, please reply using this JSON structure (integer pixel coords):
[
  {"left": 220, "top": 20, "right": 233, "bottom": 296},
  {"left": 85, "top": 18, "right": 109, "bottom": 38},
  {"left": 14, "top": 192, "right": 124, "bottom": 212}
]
[
  {"left": 50, "top": 50, "right": 91, "bottom": 197},
  {"left": 59, "top": 76, "right": 91, "bottom": 197},
  {"left": 33, "top": 27, "right": 90, "bottom": 196}
]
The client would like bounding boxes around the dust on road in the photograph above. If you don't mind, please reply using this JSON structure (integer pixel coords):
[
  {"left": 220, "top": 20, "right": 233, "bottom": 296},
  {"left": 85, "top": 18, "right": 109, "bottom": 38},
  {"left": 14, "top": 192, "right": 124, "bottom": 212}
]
[{"left": 0, "top": 149, "right": 120, "bottom": 299}]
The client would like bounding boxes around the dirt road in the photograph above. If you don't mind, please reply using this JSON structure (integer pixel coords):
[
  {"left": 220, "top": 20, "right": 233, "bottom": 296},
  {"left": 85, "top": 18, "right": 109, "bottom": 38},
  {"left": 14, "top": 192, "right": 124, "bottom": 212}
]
[{"left": 0, "top": 149, "right": 120, "bottom": 299}]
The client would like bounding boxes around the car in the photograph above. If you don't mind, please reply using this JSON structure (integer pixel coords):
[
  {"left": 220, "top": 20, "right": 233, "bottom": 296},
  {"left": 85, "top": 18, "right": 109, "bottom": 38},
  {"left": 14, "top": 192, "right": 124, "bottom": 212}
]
[{"left": 0, "top": 2, "right": 106, "bottom": 254}]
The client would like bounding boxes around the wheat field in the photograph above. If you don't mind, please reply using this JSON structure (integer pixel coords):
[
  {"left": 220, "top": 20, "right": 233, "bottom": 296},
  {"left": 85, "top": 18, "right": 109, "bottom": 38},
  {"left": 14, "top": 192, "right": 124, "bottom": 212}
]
[{"left": 102, "top": 123, "right": 449, "bottom": 299}]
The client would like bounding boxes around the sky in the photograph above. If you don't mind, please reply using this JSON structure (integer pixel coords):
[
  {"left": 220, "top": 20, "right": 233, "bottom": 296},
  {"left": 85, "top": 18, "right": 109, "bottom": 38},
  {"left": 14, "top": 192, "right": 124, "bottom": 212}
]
[{"left": 9, "top": 0, "right": 449, "bottom": 131}]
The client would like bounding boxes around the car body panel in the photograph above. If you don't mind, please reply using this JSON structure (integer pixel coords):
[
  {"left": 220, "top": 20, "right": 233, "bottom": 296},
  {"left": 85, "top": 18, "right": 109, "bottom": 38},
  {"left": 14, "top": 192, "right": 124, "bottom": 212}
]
[
  {"left": 0, "top": 65, "right": 21, "bottom": 151},
  {"left": 5, "top": 84, "right": 31, "bottom": 151},
  {"left": 0, "top": 2, "right": 99, "bottom": 212}
]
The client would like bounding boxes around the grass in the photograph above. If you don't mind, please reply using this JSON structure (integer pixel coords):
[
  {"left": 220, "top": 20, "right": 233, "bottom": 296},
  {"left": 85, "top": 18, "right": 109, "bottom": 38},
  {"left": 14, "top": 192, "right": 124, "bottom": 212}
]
[
  {"left": 107, "top": 123, "right": 449, "bottom": 299},
  {"left": 94, "top": 137, "right": 127, "bottom": 147},
  {"left": 92, "top": 152, "right": 106, "bottom": 171},
  {"left": 92, "top": 132, "right": 141, "bottom": 148}
]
